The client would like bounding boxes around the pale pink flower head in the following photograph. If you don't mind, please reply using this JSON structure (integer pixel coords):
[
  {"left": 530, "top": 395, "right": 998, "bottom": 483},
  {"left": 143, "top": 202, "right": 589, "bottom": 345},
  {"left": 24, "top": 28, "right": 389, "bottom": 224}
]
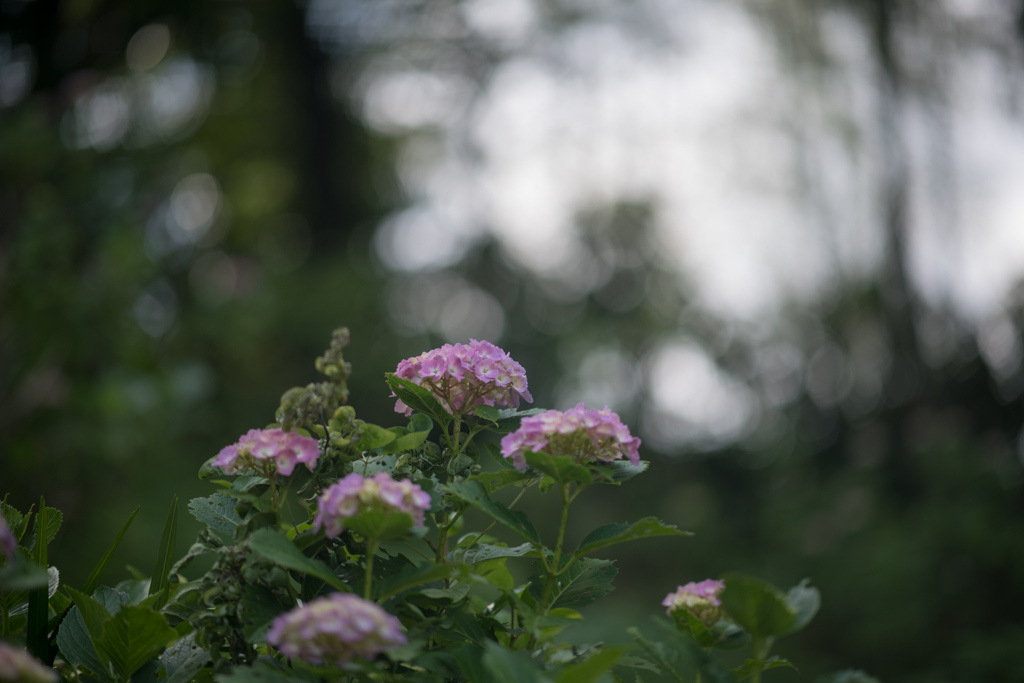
[
  {"left": 267, "top": 593, "right": 406, "bottom": 666},
  {"left": 0, "top": 516, "right": 17, "bottom": 562},
  {"left": 0, "top": 642, "right": 58, "bottom": 683},
  {"left": 314, "top": 472, "right": 431, "bottom": 538},
  {"left": 392, "top": 340, "right": 532, "bottom": 416},
  {"left": 499, "top": 403, "right": 641, "bottom": 471},
  {"left": 212, "top": 428, "right": 320, "bottom": 476},
  {"left": 663, "top": 579, "right": 725, "bottom": 624}
]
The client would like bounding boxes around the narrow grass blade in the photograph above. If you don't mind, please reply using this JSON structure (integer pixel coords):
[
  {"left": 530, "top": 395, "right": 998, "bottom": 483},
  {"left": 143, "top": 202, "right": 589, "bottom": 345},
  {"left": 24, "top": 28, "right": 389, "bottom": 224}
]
[
  {"left": 149, "top": 495, "right": 179, "bottom": 608},
  {"left": 84, "top": 507, "right": 140, "bottom": 596},
  {"left": 27, "top": 497, "right": 51, "bottom": 662}
]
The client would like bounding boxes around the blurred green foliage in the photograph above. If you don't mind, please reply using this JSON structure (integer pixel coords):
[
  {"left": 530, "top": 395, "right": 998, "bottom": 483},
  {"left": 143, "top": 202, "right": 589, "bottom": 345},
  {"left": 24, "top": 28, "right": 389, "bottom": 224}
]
[{"left": 3, "top": 1, "right": 1024, "bottom": 681}]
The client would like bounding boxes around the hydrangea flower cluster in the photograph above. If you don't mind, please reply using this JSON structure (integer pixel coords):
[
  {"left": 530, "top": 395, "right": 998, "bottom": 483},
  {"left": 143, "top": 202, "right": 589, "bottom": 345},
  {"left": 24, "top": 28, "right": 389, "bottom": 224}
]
[
  {"left": 663, "top": 579, "right": 725, "bottom": 624},
  {"left": 267, "top": 593, "right": 406, "bottom": 666},
  {"left": 0, "top": 642, "right": 58, "bottom": 683},
  {"left": 0, "top": 516, "right": 16, "bottom": 561},
  {"left": 392, "top": 340, "right": 533, "bottom": 416},
  {"left": 314, "top": 472, "right": 431, "bottom": 538},
  {"left": 500, "top": 402, "right": 642, "bottom": 471},
  {"left": 212, "top": 428, "right": 320, "bottom": 476}
]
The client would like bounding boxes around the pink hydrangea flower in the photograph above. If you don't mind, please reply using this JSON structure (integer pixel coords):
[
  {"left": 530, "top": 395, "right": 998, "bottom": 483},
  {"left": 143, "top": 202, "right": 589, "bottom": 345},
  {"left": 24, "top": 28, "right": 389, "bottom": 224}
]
[
  {"left": 212, "top": 428, "right": 320, "bottom": 476},
  {"left": 663, "top": 579, "right": 725, "bottom": 624},
  {"left": 392, "top": 340, "right": 533, "bottom": 416},
  {"left": 0, "top": 642, "right": 58, "bottom": 683},
  {"left": 267, "top": 593, "right": 406, "bottom": 666},
  {"left": 499, "top": 403, "right": 641, "bottom": 471},
  {"left": 314, "top": 472, "right": 431, "bottom": 538},
  {"left": 0, "top": 516, "right": 17, "bottom": 562}
]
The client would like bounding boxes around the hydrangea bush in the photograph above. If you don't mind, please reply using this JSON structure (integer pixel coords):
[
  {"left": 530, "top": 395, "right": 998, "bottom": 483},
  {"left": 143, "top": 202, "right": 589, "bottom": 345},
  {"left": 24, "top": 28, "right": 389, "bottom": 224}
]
[{"left": 0, "top": 328, "right": 879, "bottom": 683}]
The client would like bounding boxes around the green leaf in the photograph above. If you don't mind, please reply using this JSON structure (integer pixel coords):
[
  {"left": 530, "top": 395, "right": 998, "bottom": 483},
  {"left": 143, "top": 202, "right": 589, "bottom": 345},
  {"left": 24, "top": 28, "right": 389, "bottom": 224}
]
[
  {"left": 239, "top": 585, "right": 288, "bottom": 643},
  {"left": 448, "top": 611, "right": 491, "bottom": 646},
  {"left": 245, "top": 529, "right": 347, "bottom": 590},
  {"left": 95, "top": 604, "right": 180, "bottom": 680},
  {"left": 732, "top": 656, "right": 795, "bottom": 681},
  {"left": 415, "top": 581, "right": 472, "bottom": 605},
  {"left": 407, "top": 412, "right": 434, "bottom": 434},
  {"left": 188, "top": 494, "right": 245, "bottom": 537},
  {"left": 785, "top": 579, "right": 821, "bottom": 635},
  {"left": 27, "top": 497, "right": 51, "bottom": 662},
  {"left": 10, "top": 566, "right": 59, "bottom": 618},
  {"left": 524, "top": 452, "right": 593, "bottom": 487},
  {"left": 0, "top": 560, "right": 49, "bottom": 593},
  {"left": 574, "top": 518, "right": 690, "bottom": 558},
  {"left": 357, "top": 423, "right": 397, "bottom": 450},
  {"left": 530, "top": 558, "right": 618, "bottom": 610},
  {"left": 481, "top": 440, "right": 519, "bottom": 471},
  {"left": 57, "top": 602, "right": 110, "bottom": 679},
  {"left": 495, "top": 408, "right": 547, "bottom": 434},
  {"left": 630, "top": 620, "right": 737, "bottom": 683},
  {"left": 92, "top": 586, "right": 133, "bottom": 613},
  {"left": 161, "top": 633, "right": 209, "bottom": 683},
  {"left": 386, "top": 373, "right": 452, "bottom": 427},
  {"left": 83, "top": 507, "right": 139, "bottom": 596},
  {"left": 474, "top": 559, "right": 515, "bottom": 590},
  {"left": 149, "top": 495, "right": 179, "bottom": 608},
  {"left": 444, "top": 480, "right": 540, "bottom": 544},
  {"left": 215, "top": 660, "right": 310, "bottom": 682},
  {"left": 451, "top": 542, "right": 537, "bottom": 564},
  {"left": 343, "top": 510, "right": 416, "bottom": 541},
  {"left": 452, "top": 643, "right": 490, "bottom": 681},
  {"left": 63, "top": 586, "right": 117, "bottom": 674},
  {"left": 590, "top": 459, "right": 650, "bottom": 484},
  {"left": 672, "top": 610, "right": 719, "bottom": 649},
  {"left": 470, "top": 469, "right": 533, "bottom": 494},
  {"left": 720, "top": 573, "right": 796, "bottom": 639},
  {"left": 380, "top": 422, "right": 432, "bottom": 454},
  {"left": 482, "top": 640, "right": 553, "bottom": 683},
  {"left": 27, "top": 503, "right": 62, "bottom": 552},
  {"left": 671, "top": 611, "right": 750, "bottom": 651},
  {"left": 378, "top": 562, "right": 461, "bottom": 602},
  {"left": 471, "top": 405, "right": 501, "bottom": 423},
  {"left": 1, "top": 500, "right": 31, "bottom": 542},
  {"left": 556, "top": 645, "right": 631, "bottom": 683},
  {"left": 627, "top": 627, "right": 690, "bottom": 683}
]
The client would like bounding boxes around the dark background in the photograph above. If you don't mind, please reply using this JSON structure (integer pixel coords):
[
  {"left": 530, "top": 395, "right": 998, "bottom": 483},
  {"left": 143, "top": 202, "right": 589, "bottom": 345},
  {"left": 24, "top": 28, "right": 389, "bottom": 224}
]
[{"left": 3, "top": 1, "right": 1024, "bottom": 681}]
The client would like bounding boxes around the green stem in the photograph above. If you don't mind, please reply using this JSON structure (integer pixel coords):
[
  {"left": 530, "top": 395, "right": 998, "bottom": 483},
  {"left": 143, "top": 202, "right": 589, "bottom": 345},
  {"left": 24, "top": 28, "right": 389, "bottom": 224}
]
[
  {"left": 266, "top": 466, "right": 281, "bottom": 527},
  {"left": 538, "top": 483, "right": 572, "bottom": 614},
  {"left": 750, "top": 636, "right": 769, "bottom": 683},
  {"left": 434, "top": 508, "right": 466, "bottom": 564},
  {"left": 364, "top": 538, "right": 379, "bottom": 600},
  {"left": 450, "top": 416, "right": 463, "bottom": 455}
]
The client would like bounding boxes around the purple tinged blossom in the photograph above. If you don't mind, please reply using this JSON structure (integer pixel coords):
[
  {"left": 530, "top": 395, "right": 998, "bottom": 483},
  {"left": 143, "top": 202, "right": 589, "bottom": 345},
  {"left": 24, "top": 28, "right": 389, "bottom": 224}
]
[
  {"left": 0, "top": 516, "right": 16, "bottom": 562},
  {"left": 267, "top": 593, "right": 407, "bottom": 666},
  {"left": 314, "top": 472, "right": 431, "bottom": 539},
  {"left": 0, "top": 642, "right": 58, "bottom": 683},
  {"left": 212, "top": 428, "right": 320, "bottom": 476},
  {"left": 663, "top": 579, "right": 725, "bottom": 624},
  {"left": 392, "top": 339, "right": 533, "bottom": 416},
  {"left": 500, "top": 403, "right": 641, "bottom": 471}
]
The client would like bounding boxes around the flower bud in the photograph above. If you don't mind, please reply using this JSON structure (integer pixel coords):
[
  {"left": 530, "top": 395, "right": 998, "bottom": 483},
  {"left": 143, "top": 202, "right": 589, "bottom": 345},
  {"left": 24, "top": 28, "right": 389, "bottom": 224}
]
[{"left": 663, "top": 579, "right": 725, "bottom": 625}]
